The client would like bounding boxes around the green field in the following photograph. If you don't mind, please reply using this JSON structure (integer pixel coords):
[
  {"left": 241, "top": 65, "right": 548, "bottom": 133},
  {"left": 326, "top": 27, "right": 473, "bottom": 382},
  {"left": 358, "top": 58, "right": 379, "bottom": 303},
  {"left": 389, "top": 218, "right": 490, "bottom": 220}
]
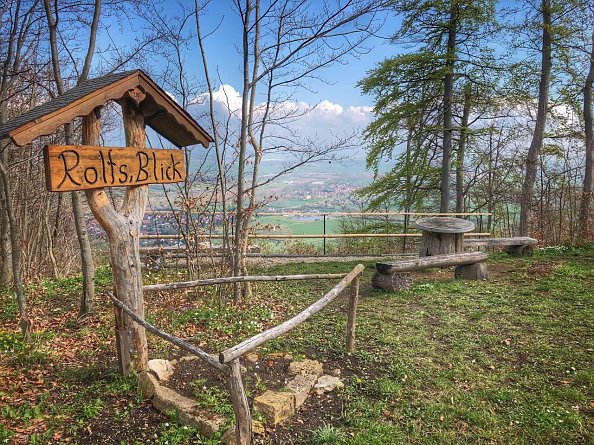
[{"left": 257, "top": 215, "right": 343, "bottom": 235}]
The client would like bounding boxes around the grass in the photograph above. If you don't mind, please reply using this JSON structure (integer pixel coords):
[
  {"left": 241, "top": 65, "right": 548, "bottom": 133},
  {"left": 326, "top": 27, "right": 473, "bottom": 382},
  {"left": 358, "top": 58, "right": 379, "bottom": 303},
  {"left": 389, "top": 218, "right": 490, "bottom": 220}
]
[{"left": 0, "top": 247, "right": 592, "bottom": 444}]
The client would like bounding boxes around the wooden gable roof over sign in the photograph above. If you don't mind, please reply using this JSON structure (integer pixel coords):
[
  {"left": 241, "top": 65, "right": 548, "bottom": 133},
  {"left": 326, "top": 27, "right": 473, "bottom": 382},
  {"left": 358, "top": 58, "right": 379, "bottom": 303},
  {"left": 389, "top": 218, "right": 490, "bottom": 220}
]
[{"left": 0, "top": 70, "right": 213, "bottom": 148}]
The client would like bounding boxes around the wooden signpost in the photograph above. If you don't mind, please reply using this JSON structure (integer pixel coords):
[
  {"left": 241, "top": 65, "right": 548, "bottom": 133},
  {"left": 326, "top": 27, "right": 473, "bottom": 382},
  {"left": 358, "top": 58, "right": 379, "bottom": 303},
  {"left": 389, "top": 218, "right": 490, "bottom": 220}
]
[
  {"left": 43, "top": 145, "right": 186, "bottom": 191},
  {"left": 0, "top": 70, "right": 212, "bottom": 430}
]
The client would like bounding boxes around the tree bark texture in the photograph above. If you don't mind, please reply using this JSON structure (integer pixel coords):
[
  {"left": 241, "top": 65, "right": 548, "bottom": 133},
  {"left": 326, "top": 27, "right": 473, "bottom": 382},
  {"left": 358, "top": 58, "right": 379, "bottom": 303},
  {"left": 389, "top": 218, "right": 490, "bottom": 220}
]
[
  {"left": 419, "top": 231, "right": 464, "bottom": 256},
  {"left": 228, "top": 359, "right": 253, "bottom": 445},
  {"left": 579, "top": 27, "right": 594, "bottom": 240},
  {"left": 44, "top": 0, "right": 98, "bottom": 317},
  {"left": 0, "top": 145, "right": 12, "bottom": 286},
  {"left": 456, "top": 83, "right": 471, "bottom": 213},
  {"left": 440, "top": 5, "right": 458, "bottom": 213},
  {"left": 84, "top": 101, "right": 149, "bottom": 376},
  {"left": 376, "top": 252, "right": 487, "bottom": 274},
  {"left": 0, "top": 160, "right": 30, "bottom": 341},
  {"left": 371, "top": 271, "right": 412, "bottom": 292},
  {"left": 232, "top": 3, "right": 254, "bottom": 304},
  {"left": 346, "top": 275, "right": 360, "bottom": 353},
  {"left": 519, "top": 0, "right": 552, "bottom": 236}
]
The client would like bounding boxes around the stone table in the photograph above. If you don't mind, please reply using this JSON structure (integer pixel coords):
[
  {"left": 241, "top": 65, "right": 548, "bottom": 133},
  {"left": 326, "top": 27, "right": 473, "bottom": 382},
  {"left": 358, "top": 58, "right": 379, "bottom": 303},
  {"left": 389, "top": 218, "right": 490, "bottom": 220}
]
[{"left": 413, "top": 217, "right": 475, "bottom": 257}]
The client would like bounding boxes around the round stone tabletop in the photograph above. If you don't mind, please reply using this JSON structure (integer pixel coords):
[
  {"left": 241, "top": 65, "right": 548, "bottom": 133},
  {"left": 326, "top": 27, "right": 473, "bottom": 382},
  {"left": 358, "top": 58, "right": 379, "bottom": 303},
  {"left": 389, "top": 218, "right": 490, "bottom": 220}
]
[{"left": 413, "top": 217, "right": 475, "bottom": 234}]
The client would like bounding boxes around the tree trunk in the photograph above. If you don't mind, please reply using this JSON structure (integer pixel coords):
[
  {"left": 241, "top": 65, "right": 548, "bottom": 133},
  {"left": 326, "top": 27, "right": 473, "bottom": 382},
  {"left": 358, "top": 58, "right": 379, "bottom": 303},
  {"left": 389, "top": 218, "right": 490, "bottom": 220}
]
[
  {"left": 0, "top": 145, "right": 11, "bottom": 286},
  {"left": 456, "top": 83, "right": 471, "bottom": 213},
  {"left": 518, "top": 0, "right": 552, "bottom": 236},
  {"left": 73, "top": 190, "right": 96, "bottom": 316},
  {"left": 0, "top": 159, "right": 30, "bottom": 341},
  {"left": 232, "top": 2, "right": 254, "bottom": 304},
  {"left": 44, "top": 0, "right": 98, "bottom": 316},
  {"left": 440, "top": 5, "right": 457, "bottom": 213},
  {"left": 579, "top": 27, "right": 594, "bottom": 240},
  {"left": 84, "top": 100, "right": 149, "bottom": 376}
]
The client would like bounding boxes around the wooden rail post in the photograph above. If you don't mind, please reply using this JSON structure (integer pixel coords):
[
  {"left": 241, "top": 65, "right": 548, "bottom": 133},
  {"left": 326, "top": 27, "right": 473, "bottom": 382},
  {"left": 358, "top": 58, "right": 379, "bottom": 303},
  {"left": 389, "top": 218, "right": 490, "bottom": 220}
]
[
  {"left": 346, "top": 273, "right": 360, "bottom": 353},
  {"left": 228, "top": 359, "right": 252, "bottom": 445}
]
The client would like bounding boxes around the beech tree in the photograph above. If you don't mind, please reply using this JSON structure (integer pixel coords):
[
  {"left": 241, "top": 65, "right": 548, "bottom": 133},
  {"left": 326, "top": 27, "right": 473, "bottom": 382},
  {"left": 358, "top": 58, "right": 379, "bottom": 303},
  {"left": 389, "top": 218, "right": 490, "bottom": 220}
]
[
  {"left": 191, "top": 0, "right": 381, "bottom": 303},
  {"left": 43, "top": 0, "right": 101, "bottom": 316},
  {"left": 518, "top": 0, "right": 553, "bottom": 236},
  {"left": 0, "top": 0, "right": 44, "bottom": 341},
  {"left": 578, "top": 9, "right": 594, "bottom": 238}
]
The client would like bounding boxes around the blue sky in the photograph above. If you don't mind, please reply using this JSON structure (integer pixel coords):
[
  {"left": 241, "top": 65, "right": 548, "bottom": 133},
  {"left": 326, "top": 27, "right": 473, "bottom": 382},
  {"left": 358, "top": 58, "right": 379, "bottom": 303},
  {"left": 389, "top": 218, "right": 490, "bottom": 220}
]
[
  {"left": 98, "top": 1, "right": 396, "bottom": 109},
  {"left": 94, "top": 1, "right": 405, "bottom": 157},
  {"left": 89, "top": 1, "right": 405, "bottom": 156},
  {"left": 193, "top": 1, "right": 397, "bottom": 107}
]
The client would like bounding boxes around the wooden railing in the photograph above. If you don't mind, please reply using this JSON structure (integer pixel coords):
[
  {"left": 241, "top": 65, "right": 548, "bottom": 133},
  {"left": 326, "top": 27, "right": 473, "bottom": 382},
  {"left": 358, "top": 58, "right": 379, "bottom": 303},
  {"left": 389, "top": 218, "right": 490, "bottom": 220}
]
[
  {"left": 108, "top": 264, "right": 364, "bottom": 445},
  {"left": 140, "top": 211, "right": 492, "bottom": 257}
]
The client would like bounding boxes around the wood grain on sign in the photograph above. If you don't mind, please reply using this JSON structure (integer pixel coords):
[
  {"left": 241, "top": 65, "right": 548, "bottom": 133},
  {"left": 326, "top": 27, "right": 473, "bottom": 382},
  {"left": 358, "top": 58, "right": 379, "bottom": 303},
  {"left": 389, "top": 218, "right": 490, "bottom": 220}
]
[{"left": 43, "top": 145, "right": 186, "bottom": 191}]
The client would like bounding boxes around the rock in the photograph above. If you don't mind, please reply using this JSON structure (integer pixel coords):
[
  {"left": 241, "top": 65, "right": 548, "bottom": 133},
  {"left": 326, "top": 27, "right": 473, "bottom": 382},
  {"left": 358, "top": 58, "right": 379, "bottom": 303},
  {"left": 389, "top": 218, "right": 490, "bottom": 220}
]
[
  {"left": 148, "top": 359, "right": 174, "bottom": 382},
  {"left": 240, "top": 365, "right": 248, "bottom": 374},
  {"left": 314, "top": 375, "right": 344, "bottom": 395},
  {"left": 330, "top": 368, "right": 341, "bottom": 377},
  {"left": 245, "top": 352, "right": 259, "bottom": 363},
  {"left": 152, "top": 385, "right": 225, "bottom": 438},
  {"left": 252, "top": 420, "right": 265, "bottom": 435},
  {"left": 253, "top": 390, "right": 295, "bottom": 425},
  {"left": 137, "top": 371, "right": 159, "bottom": 398},
  {"left": 180, "top": 355, "right": 200, "bottom": 362},
  {"left": 152, "top": 385, "right": 198, "bottom": 413},
  {"left": 179, "top": 408, "right": 226, "bottom": 438},
  {"left": 288, "top": 359, "right": 323, "bottom": 378},
  {"left": 286, "top": 374, "right": 317, "bottom": 408},
  {"left": 220, "top": 428, "right": 236, "bottom": 445}
]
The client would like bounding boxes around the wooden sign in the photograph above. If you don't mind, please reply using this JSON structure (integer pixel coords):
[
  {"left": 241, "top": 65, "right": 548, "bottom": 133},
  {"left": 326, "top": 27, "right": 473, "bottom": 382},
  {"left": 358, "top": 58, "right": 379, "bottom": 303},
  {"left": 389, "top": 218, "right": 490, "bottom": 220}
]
[{"left": 43, "top": 145, "right": 186, "bottom": 191}]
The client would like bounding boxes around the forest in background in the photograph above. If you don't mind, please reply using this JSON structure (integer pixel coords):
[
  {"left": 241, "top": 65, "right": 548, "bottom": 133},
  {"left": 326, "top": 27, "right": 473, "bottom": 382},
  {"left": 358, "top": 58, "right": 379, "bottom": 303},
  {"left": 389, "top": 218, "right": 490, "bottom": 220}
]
[{"left": 0, "top": 0, "right": 593, "bottom": 319}]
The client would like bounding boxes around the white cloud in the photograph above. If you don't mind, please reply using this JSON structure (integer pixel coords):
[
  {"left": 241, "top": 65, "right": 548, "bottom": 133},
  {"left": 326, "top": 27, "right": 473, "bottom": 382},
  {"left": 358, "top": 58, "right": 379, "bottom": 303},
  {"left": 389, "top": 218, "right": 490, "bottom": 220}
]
[
  {"left": 188, "top": 84, "right": 374, "bottom": 157},
  {"left": 317, "top": 100, "right": 344, "bottom": 114},
  {"left": 191, "top": 84, "right": 243, "bottom": 112}
]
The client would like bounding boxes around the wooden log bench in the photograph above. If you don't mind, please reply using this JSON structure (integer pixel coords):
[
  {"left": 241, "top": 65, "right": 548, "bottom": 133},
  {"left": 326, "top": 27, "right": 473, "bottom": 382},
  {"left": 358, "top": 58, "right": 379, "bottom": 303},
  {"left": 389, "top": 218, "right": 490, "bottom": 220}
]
[
  {"left": 463, "top": 237, "right": 537, "bottom": 256},
  {"left": 372, "top": 251, "right": 488, "bottom": 293}
]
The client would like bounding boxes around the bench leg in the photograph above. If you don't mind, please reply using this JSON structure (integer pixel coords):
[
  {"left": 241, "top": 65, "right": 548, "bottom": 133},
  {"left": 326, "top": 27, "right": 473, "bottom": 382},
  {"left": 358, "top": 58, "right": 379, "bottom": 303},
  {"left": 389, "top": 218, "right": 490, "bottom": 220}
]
[
  {"left": 372, "top": 271, "right": 413, "bottom": 293},
  {"left": 505, "top": 245, "right": 533, "bottom": 256},
  {"left": 455, "top": 262, "right": 488, "bottom": 280}
]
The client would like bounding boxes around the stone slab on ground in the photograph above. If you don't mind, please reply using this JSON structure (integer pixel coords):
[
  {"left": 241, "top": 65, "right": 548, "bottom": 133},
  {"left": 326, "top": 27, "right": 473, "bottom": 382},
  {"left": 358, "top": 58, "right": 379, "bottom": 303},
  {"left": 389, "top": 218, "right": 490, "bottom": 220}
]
[
  {"left": 179, "top": 408, "right": 227, "bottom": 438},
  {"left": 288, "top": 359, "right": 323, "bottom": 378},
  {"left": 286, "top": 374, "right": 317, "bottom": 408},
  {"left": 253, "top": 390, "right": 295, "bottom": 425},
  {"left": 314, "top": 375, "right": 344, "bottom": 395},
  {"left": 138, "top": 371, "right": 158, "bottom": 398},
  {"left": 152, "top": 384, "right": 226, "bottom": 438},
  {"left": 148, "top": 359, "right": 175, "bottom": 381},
  {"left": 152, "top": 384, "right": 198, "bottom": 413}
]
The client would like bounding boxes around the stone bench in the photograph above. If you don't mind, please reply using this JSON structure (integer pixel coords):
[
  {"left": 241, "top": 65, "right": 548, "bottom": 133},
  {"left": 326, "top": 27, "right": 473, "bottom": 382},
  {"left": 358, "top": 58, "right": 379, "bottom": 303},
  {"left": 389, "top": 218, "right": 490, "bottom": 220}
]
[
  {"left": 372, "top": 251, "right": 488, "bottom": 293},
  {"left": 464, "top": 237, "right": 537, "bottom": 256}
]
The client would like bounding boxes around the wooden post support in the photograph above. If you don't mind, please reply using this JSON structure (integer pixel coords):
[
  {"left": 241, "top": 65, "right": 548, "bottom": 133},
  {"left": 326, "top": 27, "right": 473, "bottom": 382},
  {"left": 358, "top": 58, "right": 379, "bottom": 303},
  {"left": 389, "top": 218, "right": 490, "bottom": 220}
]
[
  {"left": 371, "top": 271, "right": 413, "bottom": 292},
  {"left": 112, "top": 304, "right": 133, "bottom": 376},
  {"left": 83, "top": 98, "right": 149, "bottom": 377},
  {"left": 346, "top": 274, "right": 360, "bottom": 353},
  {"left": 228, "top": 359, "right": 252, "bottom": 445}
]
